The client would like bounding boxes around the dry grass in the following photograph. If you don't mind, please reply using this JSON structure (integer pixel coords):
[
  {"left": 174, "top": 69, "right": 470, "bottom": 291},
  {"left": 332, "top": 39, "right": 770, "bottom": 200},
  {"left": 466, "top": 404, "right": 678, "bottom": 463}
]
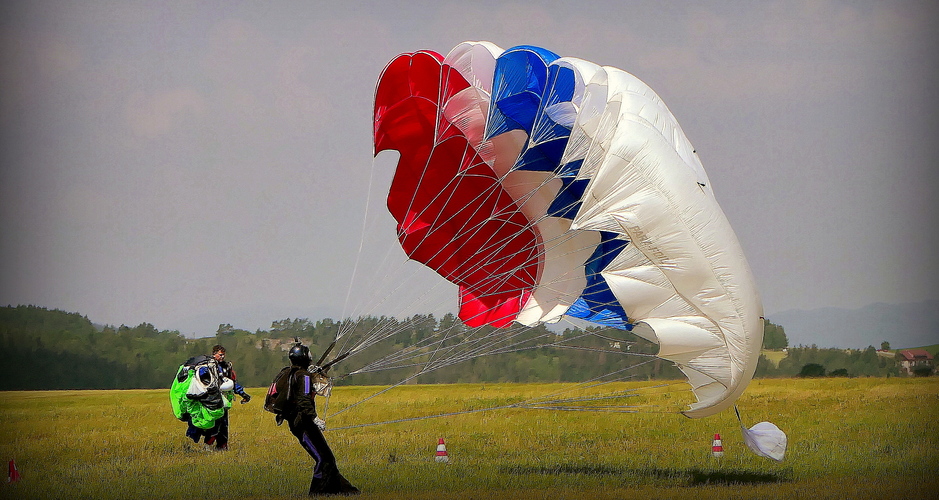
[
  {"left": 1, "top": 378, "right": 937, "bottom": 499},
  {"left": 761, "top": 349, "right": 788, "bottom": 367}
]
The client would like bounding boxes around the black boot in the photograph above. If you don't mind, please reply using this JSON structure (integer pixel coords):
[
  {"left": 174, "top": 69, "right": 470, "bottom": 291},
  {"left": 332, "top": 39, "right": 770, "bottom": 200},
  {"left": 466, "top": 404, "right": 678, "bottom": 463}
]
[{"left": 308, "top": 472, "right": 359, "bottom": 496}]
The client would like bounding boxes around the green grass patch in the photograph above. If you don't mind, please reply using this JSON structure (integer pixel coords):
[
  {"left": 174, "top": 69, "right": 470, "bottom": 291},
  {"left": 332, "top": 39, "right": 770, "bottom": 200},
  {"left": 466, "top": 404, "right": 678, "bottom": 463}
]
[{"left": 1, "top": 378, "right": 937, "bottom": 499}]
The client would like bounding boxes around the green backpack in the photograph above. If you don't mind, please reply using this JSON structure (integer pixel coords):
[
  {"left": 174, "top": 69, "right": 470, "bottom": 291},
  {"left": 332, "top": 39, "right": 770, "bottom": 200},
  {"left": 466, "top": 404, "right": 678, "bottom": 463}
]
[{"left": 169, "top": 364, "right": 225, "bottom": 429}]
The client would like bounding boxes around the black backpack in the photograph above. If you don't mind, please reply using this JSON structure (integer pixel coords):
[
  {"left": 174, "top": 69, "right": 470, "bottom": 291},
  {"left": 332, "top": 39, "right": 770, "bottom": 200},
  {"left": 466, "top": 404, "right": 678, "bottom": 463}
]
[{"left": 264, "top": 366, "right": 299, "bottom": 418}]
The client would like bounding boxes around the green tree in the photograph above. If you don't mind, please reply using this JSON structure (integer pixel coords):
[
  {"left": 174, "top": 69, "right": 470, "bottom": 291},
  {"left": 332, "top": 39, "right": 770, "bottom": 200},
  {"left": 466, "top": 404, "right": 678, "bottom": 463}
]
[
  {"left": 763, "top": 320, "right": 789, "bottom": 349},
  {"left": 799, "top": 363, "right": 826, "bottom": 377}
]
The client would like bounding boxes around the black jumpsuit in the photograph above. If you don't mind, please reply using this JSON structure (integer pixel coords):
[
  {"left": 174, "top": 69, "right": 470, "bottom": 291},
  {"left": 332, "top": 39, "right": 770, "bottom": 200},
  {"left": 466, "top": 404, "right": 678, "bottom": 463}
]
[{"left": 284, "top": 367, "right": 359, "bottom": 496}]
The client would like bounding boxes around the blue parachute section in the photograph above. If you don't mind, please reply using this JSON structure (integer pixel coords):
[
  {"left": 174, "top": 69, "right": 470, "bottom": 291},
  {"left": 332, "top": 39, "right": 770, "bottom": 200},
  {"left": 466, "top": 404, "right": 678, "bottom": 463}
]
[
  {"left": 484, "top": 45, "right": 560, "bottom": 140},
  {"left": 514, "top": 62, "right": 580, "bottom": 173},
  {"left": 565, "top": 232, "right": 631, "bottom": 330},
  {"left": 484, "top": 45, "right": 633, "bottom": 331}
]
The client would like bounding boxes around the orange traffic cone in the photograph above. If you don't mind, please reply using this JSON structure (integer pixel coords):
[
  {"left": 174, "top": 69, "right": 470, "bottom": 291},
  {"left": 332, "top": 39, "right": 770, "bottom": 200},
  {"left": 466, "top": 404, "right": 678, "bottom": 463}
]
[
  {"left": 435, "top": 438, "right": 449, "bottom": 463},
  {"left": 8, "top": 460, "right": 20, "bottom": 483},
  {"left": 712, "top": 433, "right": 725, "bottom": 458}
]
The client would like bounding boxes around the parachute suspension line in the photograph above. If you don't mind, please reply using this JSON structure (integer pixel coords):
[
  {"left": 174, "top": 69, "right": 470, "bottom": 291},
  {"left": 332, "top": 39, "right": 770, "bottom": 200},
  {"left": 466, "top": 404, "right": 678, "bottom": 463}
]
[
  {"left": 397, "top": 150, "right": 515, "bottom": 265},
  {"left": 328, "top": 365, "right": 689, "bottom": 432},
  {"left": 342, "top": 324, "right": 648, "bottom": 388},
  {"left": 345, "top": 320, "right": 545, "bottom": 375},
  {"left": 320, "top": 148, "right": 467, "bottom": 410},
  {"left": 330, "top": 284, "right": 496, "bottom": 379},
  {"left": 339, "top": 155, "right": 383, "bottom": 338},
  {"left": 339, "top": 274, "right": 455, "bottom": 355},
  {"left": 337, "top": 169, "right": 484, "bottom": 355},
  {"left": 343, "top": 259, "right": 469, "bottom": 348},
  {"left": 348, "top": 101, "right": 482, "bottom": 338},
  {"left": 334, "top": 236, "right": 656, "bottom": 373},
  {"left": 338, "top": 171, "right": 460, "bottom": 325},
  {"left": 334, "top": 160, "right": 636, "bottom": 352},
  {"left": 344, "top": 317, "right": 554, "bottom": 379},
  {"left": 329, "top": 399, "right": 675, "bottom": 431}
]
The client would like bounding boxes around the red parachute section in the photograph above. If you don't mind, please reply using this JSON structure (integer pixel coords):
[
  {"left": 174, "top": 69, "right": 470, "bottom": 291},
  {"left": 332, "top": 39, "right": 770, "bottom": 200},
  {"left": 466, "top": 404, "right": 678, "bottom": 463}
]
[{"left": 373, "top": 51, "right": 540, "bottom": 327}]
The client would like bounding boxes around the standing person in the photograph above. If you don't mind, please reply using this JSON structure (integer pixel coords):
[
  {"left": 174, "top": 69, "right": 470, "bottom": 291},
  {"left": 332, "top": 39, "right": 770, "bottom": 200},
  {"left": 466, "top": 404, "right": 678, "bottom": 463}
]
[
  {"left": 267, "top": 341, "right": 359, "bottom": 496},
  {"left": 209, "top": 344, "right": 251, "bottom": 451}
]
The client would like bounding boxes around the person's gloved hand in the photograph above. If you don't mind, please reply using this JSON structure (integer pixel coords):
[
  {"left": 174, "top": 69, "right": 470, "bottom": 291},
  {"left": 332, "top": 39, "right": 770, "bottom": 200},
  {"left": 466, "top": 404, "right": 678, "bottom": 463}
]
[
  {"left": 314, "top": 417, "right": 326, "bottom": 431},
  {"left": 240, "top": 393, "right": 251, "bottom": 404}
]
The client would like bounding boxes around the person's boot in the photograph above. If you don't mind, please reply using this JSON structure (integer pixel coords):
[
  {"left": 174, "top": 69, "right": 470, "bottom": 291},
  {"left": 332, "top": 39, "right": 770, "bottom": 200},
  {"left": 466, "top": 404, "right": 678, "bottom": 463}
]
[
  {"left": 336, "top": 474, "right": 359, "bottom": 495},
  {"left": 308, "top": 476, "right": 326, "bottom": 496},
  {"left": 185, "top": 426, "right": 201, "bottom": 443}
]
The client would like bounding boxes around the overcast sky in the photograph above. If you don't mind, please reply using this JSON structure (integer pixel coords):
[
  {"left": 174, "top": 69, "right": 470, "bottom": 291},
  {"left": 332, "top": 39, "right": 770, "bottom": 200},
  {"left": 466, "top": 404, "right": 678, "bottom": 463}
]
[{"left": 2, "top": 1, "right": 937, "bottom": 337}]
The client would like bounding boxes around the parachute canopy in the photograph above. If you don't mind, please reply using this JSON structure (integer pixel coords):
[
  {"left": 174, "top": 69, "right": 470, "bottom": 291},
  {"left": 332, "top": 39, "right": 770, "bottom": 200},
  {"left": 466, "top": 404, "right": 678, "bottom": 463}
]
[{"left": 372, "top": 42, "right": 763, "bottom": 418}]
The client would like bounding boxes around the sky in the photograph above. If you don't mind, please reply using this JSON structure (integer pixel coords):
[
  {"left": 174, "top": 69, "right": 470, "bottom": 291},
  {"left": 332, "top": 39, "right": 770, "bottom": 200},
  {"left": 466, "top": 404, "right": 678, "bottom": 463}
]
[{"left": 1, "top": 1, "right": 937, "bottom": 337}]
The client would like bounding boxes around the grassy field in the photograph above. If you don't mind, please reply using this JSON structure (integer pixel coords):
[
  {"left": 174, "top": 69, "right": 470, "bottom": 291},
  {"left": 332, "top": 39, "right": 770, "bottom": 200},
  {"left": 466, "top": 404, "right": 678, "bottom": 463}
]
[{"left": 1, "top": 378, "right": 937, "bottom": 499}]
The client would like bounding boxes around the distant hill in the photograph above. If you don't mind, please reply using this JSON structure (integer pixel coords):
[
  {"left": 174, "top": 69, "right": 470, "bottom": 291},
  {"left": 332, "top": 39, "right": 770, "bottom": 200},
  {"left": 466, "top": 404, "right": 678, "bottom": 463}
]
[{"left": 767, "top": 301, "right": 939, "bottom": 349}]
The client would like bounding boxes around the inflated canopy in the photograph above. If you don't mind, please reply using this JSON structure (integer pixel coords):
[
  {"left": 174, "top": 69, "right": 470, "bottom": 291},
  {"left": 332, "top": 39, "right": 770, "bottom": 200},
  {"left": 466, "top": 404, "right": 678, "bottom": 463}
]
[{"left": 373, "top": 41, "right": 763, "bottom": 418}]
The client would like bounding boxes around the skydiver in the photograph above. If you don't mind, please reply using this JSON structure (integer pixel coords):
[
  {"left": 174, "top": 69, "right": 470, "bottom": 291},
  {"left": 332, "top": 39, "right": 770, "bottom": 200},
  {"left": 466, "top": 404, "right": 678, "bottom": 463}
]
[
  {"left": 270, "top": 342, "right": 359, "bottom": 496},
  {"left": 207, "top": 344, "right": 251, "bottom": 451}
]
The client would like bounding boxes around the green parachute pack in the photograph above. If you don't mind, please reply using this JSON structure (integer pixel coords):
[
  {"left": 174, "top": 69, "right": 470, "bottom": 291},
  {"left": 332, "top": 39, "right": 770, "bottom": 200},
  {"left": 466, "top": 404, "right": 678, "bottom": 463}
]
[{"left": 169, "top": 355, "right": 230, "bottom": 429}]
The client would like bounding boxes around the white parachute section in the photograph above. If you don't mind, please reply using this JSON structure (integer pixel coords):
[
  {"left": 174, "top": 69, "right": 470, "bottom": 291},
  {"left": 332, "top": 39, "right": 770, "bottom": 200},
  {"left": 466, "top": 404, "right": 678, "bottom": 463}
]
[{"left": 564, "top": 67, "right": 763, "bottom": 418}]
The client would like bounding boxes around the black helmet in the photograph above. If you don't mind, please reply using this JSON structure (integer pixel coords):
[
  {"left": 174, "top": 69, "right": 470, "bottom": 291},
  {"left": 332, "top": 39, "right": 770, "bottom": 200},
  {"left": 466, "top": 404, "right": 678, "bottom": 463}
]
[{"left": 288, "top": 342, "right": 311, "bottom": 367}]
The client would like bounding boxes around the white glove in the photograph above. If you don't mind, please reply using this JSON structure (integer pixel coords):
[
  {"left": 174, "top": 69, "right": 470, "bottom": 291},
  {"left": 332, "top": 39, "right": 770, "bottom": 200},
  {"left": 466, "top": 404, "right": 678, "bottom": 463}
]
[{"left": 314, "top": 417, "right": 326, "bottom": 431}]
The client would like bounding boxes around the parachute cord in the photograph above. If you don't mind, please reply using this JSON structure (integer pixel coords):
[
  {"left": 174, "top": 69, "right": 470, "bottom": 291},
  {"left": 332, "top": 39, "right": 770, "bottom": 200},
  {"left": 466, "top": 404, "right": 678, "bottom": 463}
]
[
  {"left": 345, "top": 326, "right": 647, "bottom": 377},
  {"left": 329, "top": 368, "right": 427, "bottom": 418},
  {"left": 320, "top": 324, "right": 661, "bottom": 420},
  {"left": 329, "top": 328, "right": 559, "bottom": 416},
  {"left": 327, "top": 403, "right": 674, "bottom": 432},
  {"left": 327, "top": 379, "right": 688, "bottom": 432},
  {"left": 339, "top": 156, "right": 379, "bottom": 338},
  {"left": 329, "top": 404, "right": 520, "bottom": 431},
  {"left": 325, "top": 346, "right": 683, "bottom": 424}
]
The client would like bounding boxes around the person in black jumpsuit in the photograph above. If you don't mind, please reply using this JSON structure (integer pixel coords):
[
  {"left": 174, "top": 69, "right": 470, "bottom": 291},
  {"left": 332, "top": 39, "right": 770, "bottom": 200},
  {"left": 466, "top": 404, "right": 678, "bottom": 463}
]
[{"left": 284, "top": 343, "right": 359, "bottom": 496}]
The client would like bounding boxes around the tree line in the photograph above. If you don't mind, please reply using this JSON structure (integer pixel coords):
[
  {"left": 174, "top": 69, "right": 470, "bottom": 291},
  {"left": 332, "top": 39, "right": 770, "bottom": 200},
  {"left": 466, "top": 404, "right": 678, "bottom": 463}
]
[
  {"left": 0, "top": 305, "right": 902, "bottom": 391},
  {"left": 759, "top": 344, "right": 900, "bottom": 378}
]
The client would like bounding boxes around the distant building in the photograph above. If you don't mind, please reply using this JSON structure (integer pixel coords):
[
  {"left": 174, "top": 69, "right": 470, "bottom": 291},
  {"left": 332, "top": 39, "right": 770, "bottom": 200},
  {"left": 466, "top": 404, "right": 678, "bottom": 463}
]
[
  {"left": 896, "top": 349, "right": 935, "bottom": 376},
  {"left": 257, "top": 337, "right": 308, "bottom": 351}
]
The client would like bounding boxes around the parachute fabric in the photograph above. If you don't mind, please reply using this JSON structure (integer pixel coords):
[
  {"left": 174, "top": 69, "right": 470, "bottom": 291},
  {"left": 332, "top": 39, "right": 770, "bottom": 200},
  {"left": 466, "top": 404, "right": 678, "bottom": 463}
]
[
  {"left": 372, "top": 42, "right": 763, "bottom": 418},
  {"left": 737, "top": 406, "right": 787, "bottom": 461},
  {"left": 373, "top": 48, "right": 540, "bottom": 328}
]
